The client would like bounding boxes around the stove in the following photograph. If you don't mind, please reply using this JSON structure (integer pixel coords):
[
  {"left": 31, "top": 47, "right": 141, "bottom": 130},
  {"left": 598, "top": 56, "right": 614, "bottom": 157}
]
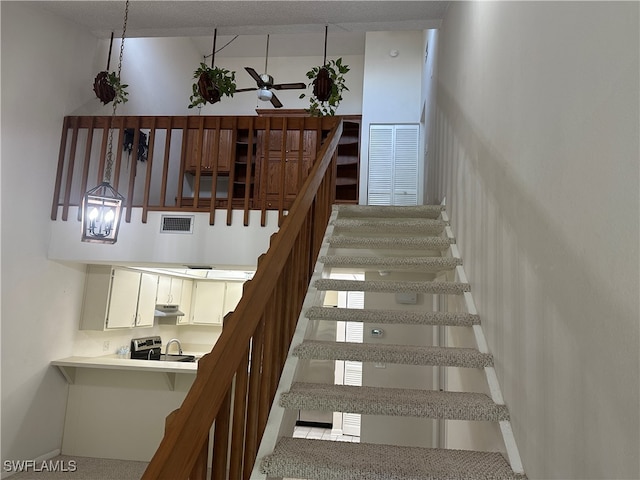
[
  {"left": 130, "top": 336, "right": 162, "bottom": 360},
  {"left": 129, "top": 336, "right": 197, "bottom": 362}
]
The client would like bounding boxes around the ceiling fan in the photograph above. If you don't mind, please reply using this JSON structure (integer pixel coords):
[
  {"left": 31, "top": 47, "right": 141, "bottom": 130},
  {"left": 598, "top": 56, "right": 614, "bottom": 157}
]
[{"left": 235, "top": 34, "right": 306, "bottom": 108}]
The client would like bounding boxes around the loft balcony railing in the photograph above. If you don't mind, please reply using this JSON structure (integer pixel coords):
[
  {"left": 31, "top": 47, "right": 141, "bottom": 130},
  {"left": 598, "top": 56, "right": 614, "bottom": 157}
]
[
  {"left": 51, "top": 115, "right": 339, "bottom": 227},
  {"left": 140, "top": 119, "right": 343, "bottom": 479}
]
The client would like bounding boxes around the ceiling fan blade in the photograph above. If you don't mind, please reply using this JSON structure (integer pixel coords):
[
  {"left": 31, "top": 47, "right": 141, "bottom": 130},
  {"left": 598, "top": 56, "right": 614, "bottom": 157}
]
[
  {"left": 270, "top": 93, "right": 283, "bottom": 108},
  {"left": 235, "top": 87, "right": 258, "bottom": 93},
  {"left": 244, "top": 67, "right": 263, "bottom": 85},
  {"left": 272, "top": 82, "right": 307, "bottom": 90}
]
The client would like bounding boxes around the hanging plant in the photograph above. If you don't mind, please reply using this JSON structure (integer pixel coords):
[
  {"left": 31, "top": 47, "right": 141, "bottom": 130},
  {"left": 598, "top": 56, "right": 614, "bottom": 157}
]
[
  {"left": 93, "top": 32, "right": 129, "bottom": 106},
  {"left": 188, "top": 63, "right": 237, "bottom": 108},
  {"left": 122, "top": 128, "right": 148, "bottom": 162},
  {"left": 300, "top": 58, "right": 349, "bottom": 117},
  {"left": 93, "top": 71, "right": 129, "bottom": 105}
]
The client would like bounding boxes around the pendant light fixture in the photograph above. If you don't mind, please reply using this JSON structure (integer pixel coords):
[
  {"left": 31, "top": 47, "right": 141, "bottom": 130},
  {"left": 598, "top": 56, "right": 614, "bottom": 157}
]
[{"left": 81, "top": 0, "right": 129, "bottom": 244}]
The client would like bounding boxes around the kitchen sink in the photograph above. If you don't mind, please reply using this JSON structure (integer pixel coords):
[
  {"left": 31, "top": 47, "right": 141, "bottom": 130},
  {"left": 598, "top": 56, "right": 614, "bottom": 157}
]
[{"left": 159, "top": 354, "right": 196, "bottom": 362}]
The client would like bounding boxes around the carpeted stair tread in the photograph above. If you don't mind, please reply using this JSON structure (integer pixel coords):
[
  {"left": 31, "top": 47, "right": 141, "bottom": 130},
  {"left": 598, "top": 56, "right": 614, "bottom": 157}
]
[
  {"left": 328, "top": 235, "right": 454, "bottom": 250},
  {"left": 305, "top": 306, "right": 480, "bottom": 326},
  {"left": 337, "top": 204, "right": 446, "bottom": 219},
  {"left": 320, "top": 255, "right": 462, "bottom": 272},
  {"left": 314, "top": 278, "right": 470, "bottom": 295},
  {"left": 331, "top": 217, "right": 448, "bottom": 234},
  {"left": 293, "top": 340, "right": 493, "bottom": 368},
  {"left": 261, "top": 437, "right": 526, "bottom": 480},
  {"left": 280, "top": 382, "right": 509, "bottom": 421}
]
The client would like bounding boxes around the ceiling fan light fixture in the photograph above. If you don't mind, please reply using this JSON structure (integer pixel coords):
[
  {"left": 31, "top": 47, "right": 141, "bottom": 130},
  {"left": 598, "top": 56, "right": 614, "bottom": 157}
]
[{"left": 257, "top": 88, "right": 273, "bottom": 101}]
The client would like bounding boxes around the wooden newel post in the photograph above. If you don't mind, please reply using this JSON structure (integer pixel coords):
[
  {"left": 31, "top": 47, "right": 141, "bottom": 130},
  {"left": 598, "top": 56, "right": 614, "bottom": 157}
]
[{"left": 164, "top": 408, "right": 208, "bottom": 480}]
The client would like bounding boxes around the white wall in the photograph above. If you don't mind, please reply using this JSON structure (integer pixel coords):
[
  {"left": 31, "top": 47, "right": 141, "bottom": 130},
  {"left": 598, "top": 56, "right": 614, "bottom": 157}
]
[
  {"left": 360, "top": 30, "right": 425, "bottom": 204},
  {"left": 430, "top": 2, "right": 639, "bottom": 478},
  {"left": 421, "top": 29, "right": 439, "bottom": 205},
  {"left": 1, "top": 2, "right": 102, "bottom": 470}
]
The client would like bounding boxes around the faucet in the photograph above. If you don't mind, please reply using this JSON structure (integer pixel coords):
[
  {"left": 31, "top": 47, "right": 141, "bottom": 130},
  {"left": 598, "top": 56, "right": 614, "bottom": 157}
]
[{"left": 165, "top": 338, "right": 182, "bottom": 356}]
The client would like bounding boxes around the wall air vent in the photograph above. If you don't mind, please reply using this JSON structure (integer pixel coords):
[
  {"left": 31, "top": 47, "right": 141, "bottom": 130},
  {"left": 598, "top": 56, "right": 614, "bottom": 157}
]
[{"left": 160, "top": 215, "right": 194, "bottom": 234}]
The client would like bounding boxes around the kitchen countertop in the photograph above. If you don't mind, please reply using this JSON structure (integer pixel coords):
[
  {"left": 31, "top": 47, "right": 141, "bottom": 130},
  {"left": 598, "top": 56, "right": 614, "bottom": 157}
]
[{"left": 52, "top": 353, "right": 205, "bottom": 390}]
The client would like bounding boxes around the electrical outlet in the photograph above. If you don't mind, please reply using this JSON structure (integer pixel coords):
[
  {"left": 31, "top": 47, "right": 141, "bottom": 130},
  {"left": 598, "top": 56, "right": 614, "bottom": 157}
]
[{"left": 103, "top": 341, "right": 110, "bottom": 352}]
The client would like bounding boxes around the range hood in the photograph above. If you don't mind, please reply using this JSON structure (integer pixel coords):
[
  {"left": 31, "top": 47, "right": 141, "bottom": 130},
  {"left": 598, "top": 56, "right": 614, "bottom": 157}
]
[{"left": 154, "top": 304, "right": 185, "bottom": 317}]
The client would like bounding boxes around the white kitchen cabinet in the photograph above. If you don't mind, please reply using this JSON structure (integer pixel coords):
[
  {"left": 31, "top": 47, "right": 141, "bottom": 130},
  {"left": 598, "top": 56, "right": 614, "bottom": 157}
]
[
  {"left": 190, "top": 281, "right": 225, "bottom": 325},
  {"left": 177, "top": 279, "right": 193, "bottom": 325},
  {"left": 156, "top": 276, "right": 183, "bottom": 305},
  {"left": 223, "top": 281, "right": 244, "bottom": 316},
  {"left": 136, "top": 273, "right": 158, "bottom": 327},
  {"left": 80, "top": 265, "right": 158, "bottom": 330}
]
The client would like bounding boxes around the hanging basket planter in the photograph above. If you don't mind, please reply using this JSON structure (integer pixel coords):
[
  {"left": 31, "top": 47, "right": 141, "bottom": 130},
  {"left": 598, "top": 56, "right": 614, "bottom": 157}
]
[
  {"left": 188, "top": 30, "right": 236, "bottom": 109},
  {"left": 93, "top": 71, "right": 128, "bottom": 106},
  {"left": 301, "top": 58, "right": 349, "bottom": 117},
  {"left": 189, "top": 63, "right": 236, "bottom": 109},
  {"left": 312, "top": 66, "right": 333, "bottom": 102},
  {"left": 197, "top": 71, "right": 222, "bottom": 104},
  {"left": 93, "top": 71, "right": 116, "bottom": 104}
]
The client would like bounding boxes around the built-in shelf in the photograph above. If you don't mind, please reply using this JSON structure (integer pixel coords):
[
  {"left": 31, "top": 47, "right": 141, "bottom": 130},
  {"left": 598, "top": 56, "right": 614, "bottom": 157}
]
[{"left": 335, "top": 117, "right": 361, "bottom": 204}]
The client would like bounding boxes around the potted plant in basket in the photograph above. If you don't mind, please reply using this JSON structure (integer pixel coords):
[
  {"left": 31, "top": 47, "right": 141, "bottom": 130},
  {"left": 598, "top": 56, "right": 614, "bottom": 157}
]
[
  {"left": 93, "top": 70, "right": 129, "bottom": 105},
  {"left": 299, "top": 57, "right": 349, "bottom": 116},
  {"left": 188, "top": 62, "right": 237, "bottom": 109}
]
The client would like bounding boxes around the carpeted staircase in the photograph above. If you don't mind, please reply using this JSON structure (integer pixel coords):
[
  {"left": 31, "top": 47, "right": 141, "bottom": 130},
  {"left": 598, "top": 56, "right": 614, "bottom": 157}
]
[{"left": 253, "top": 204, "right": 526, "bottom": 479}]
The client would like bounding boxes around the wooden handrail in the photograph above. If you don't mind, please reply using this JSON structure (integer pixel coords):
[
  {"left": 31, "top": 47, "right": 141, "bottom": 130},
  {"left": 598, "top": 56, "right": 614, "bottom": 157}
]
[
  {"left": 141, "top": 118, "right": 342, "bottom": 479},
  {"left": 51, "top": 115, "right": 337, "bottom": 227}
]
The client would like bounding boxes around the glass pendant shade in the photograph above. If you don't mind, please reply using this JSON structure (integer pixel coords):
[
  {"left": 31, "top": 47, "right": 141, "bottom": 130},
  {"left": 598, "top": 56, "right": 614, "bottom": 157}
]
[{"left": 81, "top": 182, "right": 125, "bottom": 244}]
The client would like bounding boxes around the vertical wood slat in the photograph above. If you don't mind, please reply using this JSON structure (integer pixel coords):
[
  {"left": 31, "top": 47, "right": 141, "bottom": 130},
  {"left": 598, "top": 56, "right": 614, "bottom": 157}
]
[
  {"left": 61, "top": 120, "right": 80, "bottom": 222},
  {"left": 193, "top": 117, "right": 205, "bottom": 209},
  {"left": 209, "top": 117, "right": 221, "bottom": 225},
  {"left": 260, "top": 118, "right": 271, "bottom": 227},
  {"left": 141, "top": 118, "right": 157, "bottom": 223},
  {"left": 277, "top": 117, "right": 287, "bottom": 226},
  {"left": 243, "top": 121, "right": 255, "bottom": 226},
  {"left": 228, "top": 348, "right": 249, "bottom": 479},
  {"left": 176, "top": 120, "right": 188, "bottom": 207},
  {"left": 226, "top": 117, "right": 238, "bottom": 226},
  {"left": 112, "top": 118, "right": 125, "bottom": 192},
  {"left": 96, "top": 119, "right": 110, "bottom": 186},
  {"left": 76, "top": 116, "right": 96, "bottom": 221},
  {"left": 160, "top": 118, "right": 172, "bottom": 208},
  {"left": 259, "top": 296, "right": 278, "bottom": 439},
  {"left": 125, "top": 117, "right": 140, "bottom": 223},
  {"left": 190, "top": 439, "right": 209, "bottom": 480},
  {"left": 165, "top": 408, "right": 207, "bottom": 480},
  {"left": 243, "top": 317, "right": 265, "bottom": 480},
  {"left": 51, "top": 116, "right": 71, "bottom": 220},
  {"left": 211, "top": 388, "right": 232, "bottom": 480}
]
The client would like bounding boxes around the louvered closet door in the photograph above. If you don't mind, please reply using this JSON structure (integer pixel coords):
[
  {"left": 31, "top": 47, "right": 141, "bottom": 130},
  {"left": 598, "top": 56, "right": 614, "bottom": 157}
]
[{"left": 368, "top": 124, "right": 419, "bottom": 206}]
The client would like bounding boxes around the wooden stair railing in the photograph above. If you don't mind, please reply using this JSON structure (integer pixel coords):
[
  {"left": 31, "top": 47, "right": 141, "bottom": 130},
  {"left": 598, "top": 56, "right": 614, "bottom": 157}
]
[
  {"left": 141, "top": 119, "right": 344, "bottom": 480},
  {"left": 51, "top": 116, "right": 335, "bottom": 227}
]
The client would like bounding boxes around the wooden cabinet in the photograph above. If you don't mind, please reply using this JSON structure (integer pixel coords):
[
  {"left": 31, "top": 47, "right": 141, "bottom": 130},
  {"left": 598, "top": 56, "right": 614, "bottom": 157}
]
[
  {"left": 156, "top": 276, "right": 183, "bottom": 305},
  {"left": 80, "top": 266, "right": 158, "bottom": 330},
  {"left": 335, "top": 118, "right": 361, "bottom": 204},
  {"left": 189, "top": 281, "right": 225, "bottom": 325},
  {"left": 255, "top": 130, "right": 317, "bottom": 208},
  {"left": 185, "top": 129, "right": 233, "bottom": 174}
]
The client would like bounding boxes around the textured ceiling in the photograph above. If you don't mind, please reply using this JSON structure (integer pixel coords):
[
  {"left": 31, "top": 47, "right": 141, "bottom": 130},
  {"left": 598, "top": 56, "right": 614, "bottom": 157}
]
[{"left": 31, "top": 1, "right": 449, "bottom": 57}]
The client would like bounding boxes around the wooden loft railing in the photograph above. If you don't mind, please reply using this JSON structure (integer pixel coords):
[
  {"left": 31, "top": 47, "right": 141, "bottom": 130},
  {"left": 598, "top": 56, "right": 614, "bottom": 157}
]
[
  {"left": 51, "top": 115, "right": 339, "bottom": 227},
  {"left": 141, "top": 119, "right": 343, "bottom": 479}
]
